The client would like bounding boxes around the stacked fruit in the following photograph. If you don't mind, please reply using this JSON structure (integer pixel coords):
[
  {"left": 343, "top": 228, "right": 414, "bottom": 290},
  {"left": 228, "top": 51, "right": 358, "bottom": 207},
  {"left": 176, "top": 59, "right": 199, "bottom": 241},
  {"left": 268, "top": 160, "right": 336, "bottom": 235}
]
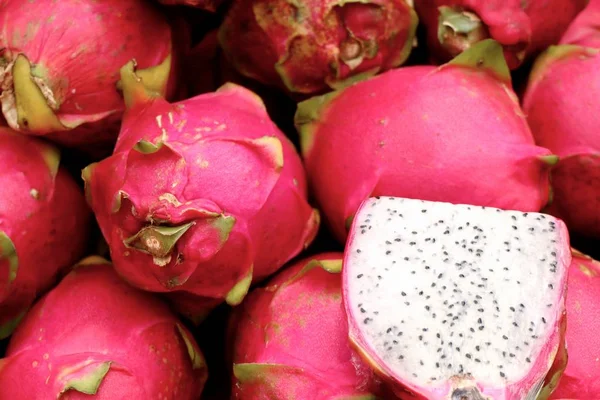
[{"left": 0, "top": 0, "right": 598, "bottom": 398}]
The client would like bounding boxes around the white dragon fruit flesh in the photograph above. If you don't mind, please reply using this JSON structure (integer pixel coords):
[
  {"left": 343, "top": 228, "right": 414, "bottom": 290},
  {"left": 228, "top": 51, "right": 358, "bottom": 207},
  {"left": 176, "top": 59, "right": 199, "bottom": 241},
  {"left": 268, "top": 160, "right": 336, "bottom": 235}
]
[{"left": 343, "top": 197, "right": 571, "bottom": 400}]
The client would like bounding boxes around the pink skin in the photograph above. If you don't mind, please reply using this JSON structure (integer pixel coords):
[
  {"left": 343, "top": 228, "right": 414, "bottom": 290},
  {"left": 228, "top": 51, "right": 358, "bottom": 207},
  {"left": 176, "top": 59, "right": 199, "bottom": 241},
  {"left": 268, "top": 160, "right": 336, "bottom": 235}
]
[
  {"left": 522, "top": 46, "right": 600, "bottom": 238},
  {"left": 0, "top": 128, "right": 90, "bottom": 339},
  {"left": 0, "top": 0, "right": 178, "bottom": 150},
  {"left": 560, "top": 0, "right": 600, "bottom": 48},
  {"left": 229, "top": 253, "right": 381, "bottom": 399},
  {"left": 550, "top": 251, "right": 600, "bottom": 399},
  {"left": 342, "top": 200, "right": 571, "bottom": 399},
  {"left": 83, "top": 77, "right": 318, "bottom": 321},
  {"left": 414, "top": 0, "right": 587, "bottom": 69},
  {"left": 219, "top": 0, "right": 418, "bottom": 95},
  {"left": 297, "top": 57, "right": 554, "bottom": 243},
  {"left": 0, "top": 260, "right": 207, "bottom": 399}
]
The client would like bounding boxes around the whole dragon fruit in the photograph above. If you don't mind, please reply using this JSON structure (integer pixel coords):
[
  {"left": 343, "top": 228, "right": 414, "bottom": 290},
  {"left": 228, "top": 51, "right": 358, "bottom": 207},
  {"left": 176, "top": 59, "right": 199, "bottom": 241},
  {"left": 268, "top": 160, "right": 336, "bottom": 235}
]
[
  {"left": 550, "top": 250, "right": 600, "bottom": 399},
  {"left": 560, "top": 0, "right": 600, "bottom": 48},
  {"left": 229, "top": 253, "right": 381, "bottom": 399},
  {"left": 344, "top": 196, "right": 571, "bottom": 399},
  {"left": 0, "top": 0, "right": 178, "bottom": 150},
  {"left": 0, "top": 257, "right": 207, "bottom": 399},
  {"left": 0, "top": 128, "right": 90, "bottom": 339},
  {"left": 157, "top": 0, "right": 225, "bottom": 11},
  {"left": 296, "top": 40, "right": 556, "bottom": 243},
  {"left": 218, "top": 0, "right": 418, "bottom": 95},
  {"left": 83, "top": 62, "right": 319, "bottom": 322},
  {"left": 414, "top": 0, "right": 588, "bottom": 69},
  {"left": 522, "top": 41, "right": 600, "bottom": 238}
]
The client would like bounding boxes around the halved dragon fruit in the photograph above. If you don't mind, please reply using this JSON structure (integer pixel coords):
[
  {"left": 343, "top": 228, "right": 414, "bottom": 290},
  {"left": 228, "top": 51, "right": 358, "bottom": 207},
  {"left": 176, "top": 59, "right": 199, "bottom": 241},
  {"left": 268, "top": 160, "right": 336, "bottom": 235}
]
[
  {"left": 0, "top": 0, "right": 178, "bottom": 151},
  {"left": 343, "top": 196, "right": 571, "bottom": 399}
]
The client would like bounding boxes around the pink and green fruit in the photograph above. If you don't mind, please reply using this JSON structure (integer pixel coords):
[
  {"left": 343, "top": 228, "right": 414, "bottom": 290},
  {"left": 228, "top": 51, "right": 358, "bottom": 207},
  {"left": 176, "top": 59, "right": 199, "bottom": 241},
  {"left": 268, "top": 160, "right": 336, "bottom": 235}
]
[
  {"left": 0, "top": 257, "right": 207, "bottom": 399},
  {"left": 83, "top": 62, "right": 319, "bottom": 322},
  {"left": 0, "top": 0, "right": 178, "bottom": 150},
  {"left": 550, "top": 250, "right": 600, "bottom": 398},
  {"left": 219, "top": 0, "right": 418, "bottom": 95},
  {"left": 229, "top": 253, "right": 382, "bottom": 399},
  {"left": 414, "top": 0, "right": 588, "bottom": 68},
  {"left": 523, "top": 43, "right": 600, "bottom": 238},
  {"left": 0, "top": 128, "right": 90, "bottom": 339},
  {"left": 296, "top": 40, "right": 556, "bottom": 243}
]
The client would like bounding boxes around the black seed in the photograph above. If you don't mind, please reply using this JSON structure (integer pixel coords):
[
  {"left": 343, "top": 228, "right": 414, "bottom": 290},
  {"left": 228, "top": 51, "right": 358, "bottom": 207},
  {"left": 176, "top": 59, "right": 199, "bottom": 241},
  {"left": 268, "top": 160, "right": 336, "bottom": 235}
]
[{"left": 357, "top": 274, "right": 364, "bottom": 279}]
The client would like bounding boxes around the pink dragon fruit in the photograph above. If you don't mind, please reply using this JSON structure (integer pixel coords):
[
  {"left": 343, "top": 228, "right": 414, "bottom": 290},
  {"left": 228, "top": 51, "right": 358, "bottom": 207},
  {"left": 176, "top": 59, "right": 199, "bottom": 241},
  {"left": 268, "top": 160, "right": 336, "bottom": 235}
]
[
  {"left": 218, "top": 0, "right": 418, "bottom": 95},
  {"left": 414, "top": 0, "right": 588, "bottom": 69},
  {"left": 522, "top": 43, "right": 600, "bottom": 238},
  {"left": 0, "top": 257, "right": 207, "bottom": 399},
  {"left": 229, "top": 252, "right": 382, "bottom": 399},
  {"left": 0, "top": 128, "right": 90, "bottom": 339},
  {"left": 550, "top": 250, "right": 600, "bottom": 399},
  {"left": 0, "top": 0, "right": 179, "bottom": 151},
  {"left": 157, "top": 0, "right": 225, "bottom": 11},
  {"left": 82, "top": 61, "right": 319, "bottom": 322},
  {"left": 343, "top": 196, "right": 571, "bottom": 399},
  {"left": 561, "top": 0, "right": 600, "bottom": 48},
  {"left": 295, "top": 40, "right": 556, "bottom": 243}
]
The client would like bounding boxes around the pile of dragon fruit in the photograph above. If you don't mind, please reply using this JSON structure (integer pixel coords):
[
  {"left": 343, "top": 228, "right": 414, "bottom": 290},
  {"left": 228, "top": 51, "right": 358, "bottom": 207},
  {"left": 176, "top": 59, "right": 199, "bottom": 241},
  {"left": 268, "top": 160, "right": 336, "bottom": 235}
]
[{"left": 1, "top": 0, "right": 599, "bottom": 398}]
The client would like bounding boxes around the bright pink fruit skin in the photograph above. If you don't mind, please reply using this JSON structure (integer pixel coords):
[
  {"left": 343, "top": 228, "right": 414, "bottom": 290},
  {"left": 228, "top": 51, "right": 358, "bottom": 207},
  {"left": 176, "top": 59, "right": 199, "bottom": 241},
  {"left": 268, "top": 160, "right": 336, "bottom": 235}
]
[
  {"left": 0, "top": 259, "right": 207, "bottom": 399},
  {"left": 522, "top": 45, "right": 600, "bottom": 238},
  {"left": 84, "top": 80, "right": 319, "bottom": 321},
  {"left": 229, "top": 253, "right": 381, "bottom": 399},
  {"left": 415, "top": 0, "right": 587, "bottom": 69},
  {"left": 296, "top": 54, "right": 554, "bottom": 243},
  {"left": 219, "top": 0, "right": 418, "bottom": 95},
  {"left": 0, "top": 0, "right": 178, "bottom": 150},
  {"left": 560, "top": 0, "right": 600, "bottom": 48},
  {"left": 550, "top": 251, "right": 600, "bottom": 399},
  {"left": 0, "top": 128, "right": 90, "bottom": 339}
]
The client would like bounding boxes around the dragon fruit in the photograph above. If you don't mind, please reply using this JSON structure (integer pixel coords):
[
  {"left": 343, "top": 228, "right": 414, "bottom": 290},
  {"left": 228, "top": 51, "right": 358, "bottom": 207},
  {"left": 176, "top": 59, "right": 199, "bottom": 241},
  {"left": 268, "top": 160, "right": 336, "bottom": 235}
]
[
  {"left": 522, "top": 44, "right": 600, "bottom": 238},
  {"left": 0, "top": 0, "right": 178, "bottom": 151},
  {"left": 414, "top": 0, "right": 588, "bottom": 69},
  {"left": 295, "top": 40, "right": 556, "bottom": 243},
  {"left": 218, "top": 0, "right": 418, "bottom": 95},
  {"left": 157, "top": 0, "right": 225, "bottom": 11},
  {"left": 560, "top": 0, "right": 600, "bottom": 48},
  {"left": 229, "top": 252, "right": 381, "bottom": 399},
  {"left": 550, "top": 250, "right": 600, "bottom": 399},
  {"left": 0, "top": 257, "right": 207, "bottom": 399},
  {"left": 343, "top": 196, "right": 571, "bottom": 399},
  {"left": 83, "top": 61, "right": 319, "bottom": 322},
  {"left": 0, "top": 128, "right": 90, "bottom": 339}
]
